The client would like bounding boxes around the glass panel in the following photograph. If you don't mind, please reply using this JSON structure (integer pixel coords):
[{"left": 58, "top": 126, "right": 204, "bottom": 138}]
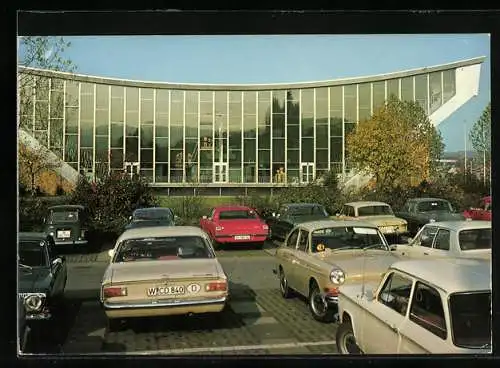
[
  {"left": 330, "top": 137, "right": 342, "bottom": 162},
  {"left": 401, "top": 77, "right": 414, "bottom": 102},
  {"left": 64, "top": 135, "right": 78, "bottom": 162},
  {"left": 415, "top": 74, "right": 428, "bottom": 114},
  {"left": 287, "top": 90, "right": 300, "bottom": 126},
  {"left": 185, "top": 113, "right": 198, "bottom": 138},
  {"left": 287, "top": 149, "right": 299, "bottom": 168},
  {"left": 155, "top": 137, "right": 169, "bottom": 162},
  {"left": 429, "top": 72, "right": 442, "bottom": 114},
  {"left": 372, "top": 81, "right": 385, "bottom": 113},
  {"left": 302, "top": 117, "right": 314, "bottom": 137},
  {"left": 125, "top": 137, "right": 139, "bottom": 162},
  {"left": 170, "top": 90, "right": 184, "bottom": 126},
  {"left": 244, "top": 139, "right": 256, "bottom": 162},
  {"left": 358, "top": 83, "right": 371, "bottom": 121},
  {"left": 140, "top": 149, "right": 153, "bottom": 168},
  {"left": 80, "top": 148, "right": 93, "bottom": 168},
  {"left": 243, "top": 163, "right": 256, "bottom": 183},
  {"left": 111, "top": 86, "right": 124, "bottom": 99},
  {"left": 156, "top": 114, "right": 168, "bottom": 138},
  {"left": 80, "top": 93, "right": 93, "bottom": 121},
  {"left": 111, "top": 123, "right": 124, "bottom": 148},
  {"left": 65, "top": 81, "right": 79, "bottom": 107},
  {"left": 50, "top": 91, "right": 64, "bottom": 119},
  {"left": 344, "top": 85, "right": 357, "bottom": 123},
  {"left": 95, "top": 136, "right": 108, "bottom": 159},
  {"left": 126, "top": 111, "right": 139, "bottom": 136},
  {"left": 155, "top": 164, "right": 169, "bottom": 182},
  {"left": 140, "top": 98, "right": 153, "bottom": 124},
  {"left": 387, "top": 79, "right": 399, "bottom": 100},
  {"left": 80, "top": 125, "right": 93, "bottom": 148},
  {"left": 258, "top": 91, "right": 271, "bottom": 150},
  {"left": 35, "top": 77, "right": 49, "bottom": 100},
  {"left": 243, "top": 91, "right": 256, "bottom": 115},
  {"left": 287, "top": 125, "right": 299, "bottom": 147},
  {"left": 141, "top": 88, "right": 153, "bottom": 100},
  {"left": 170, "top": 126, "right": 183, "bottom": 150},
  {"left": 156, "top": 89, "right": 169, "bottom": 114},
  {"left": 110, "top": 148, "right": 123, "bottom": 168},
  {"left": 273, "top": 113, "right": 285, "bottom": 138},
  {"left": 34, "top": 101, "right": 48, "bottom": 130},
  {"left": 215, "top": 91, "right": 227, "bottom": 119},
  {"left": 273, "top": 139, "right": 285, "bottom": 162},
  {"left": 65, "top": 107, "right": 78, "bottom": 134},
  {"left": 229, "top": 129, "right": 241, "bottom": 149},
  {"left": 49, "top": 119, "right": 63, "bottom": 148},
  {"left": 243, "top": 115, "right": 256, "bottom": 138},
  {"left": 229, "top": 95, "right": 242, "bottom": 128},
  {"left": 200, "top": 91, "right": 213, "bottom": 103},
  {"left": 443, "top": 69, "right": 456, "bottom": 103},
  {"left": 81, "top": 83, "right": 93, "bottom": 95},
  {"left": 96, "top": 109, "right": 109, "bottom": 135},
  {"left": 301, "top": 89, "right": 314, "bottom": 117},
  {"left": 125, "top": 87, "right": 139, "bottom": 112},
  {"left": 111, "top": 96, "right": 124, "bottom": 122},
  {"left": 316, "top": 88, "right": 328, "bottom": 125},
  {"left": 96, "top": 85, "right": 109, "bottom": 109},
  {"left": 258, "top": 149, "right": 270, "bottom": 165},
  {"left": 50, "top": 78, "right": 64, "bottom": 91},
  {"left": 301, "top": 138, "right": 314, "bottom": 162},
  {"left": 316, "top": 149, "right": 328, "bottom": 169},
  {"left": 33, "top": 131, "right": 48, "bottom": 148},
  {"left": 185, "top": 91, "right": 198, "bottom": 115},
  {"left": 316, "top": 125, "right": 328, "bottom": 149},
  {"left": 229, "top": 149, "right": 241, "bottom": 169}
]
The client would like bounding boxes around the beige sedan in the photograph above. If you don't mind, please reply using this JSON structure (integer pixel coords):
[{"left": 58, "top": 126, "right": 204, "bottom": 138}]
[{"left": 100, "top": 226, "right": 228, "bottom": 331}]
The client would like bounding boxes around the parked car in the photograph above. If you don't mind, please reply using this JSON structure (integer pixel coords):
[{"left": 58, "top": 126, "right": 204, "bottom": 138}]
[
  {"left": 336, "top": 258, "right": 491, "bottom": 354},
  {"left": 272, "top": 219, "right": 401, "bottom": 322},
  {"left": 392, "top": 220, "right": 491, "bottom": 260},
  {"left": 199, "top": 205, "right": 268, "bottom": 249},
  {"left": 43, "top": 204, "right": 90, "bottom": 248},
  {"left": 101, "top": 226, "right": 229, "bottom": 331},
  {"left": 335, "top": 201, "right": 408, "bottom": 239},
  {"left": 125, "top": 207, "right": 177, "bottom": 230},
  {"left": 267, "top": 203, "right": 330, "bottom": 241},
  {"left": 394, "top": 198, "right": 465, "bottom": 236},
  {"left": 463, "top": 196, "right": 491, "bottom": 221},
  {"left": 18, "top": 232, "right": 68, "bottom": 322},
  {"left": 18, "top": 295, "right": 31, "bottom": 353}
]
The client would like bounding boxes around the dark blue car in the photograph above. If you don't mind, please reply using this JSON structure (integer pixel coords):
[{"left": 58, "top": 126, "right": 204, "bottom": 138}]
[{"left": 125, "top": 207, "right": 177, "bottom": 230}]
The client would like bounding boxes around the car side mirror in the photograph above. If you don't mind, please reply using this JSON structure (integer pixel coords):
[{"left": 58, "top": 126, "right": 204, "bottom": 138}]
[
  {"left": 52, "top": 257, "right": 62, "bottom": 266},
  {"left": 108, "top": 249, "right": 115, "bottom": 258}
]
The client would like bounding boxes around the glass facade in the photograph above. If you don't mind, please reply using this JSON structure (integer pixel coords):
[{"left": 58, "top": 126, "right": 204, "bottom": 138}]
[{"left": 19, "top": 67, "right": 458, "bottom": 185}]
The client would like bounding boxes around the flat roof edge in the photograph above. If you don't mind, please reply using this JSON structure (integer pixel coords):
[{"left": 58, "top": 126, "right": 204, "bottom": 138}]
[{"left": 18, "top": 56, "right": 486, "bottom": 90}]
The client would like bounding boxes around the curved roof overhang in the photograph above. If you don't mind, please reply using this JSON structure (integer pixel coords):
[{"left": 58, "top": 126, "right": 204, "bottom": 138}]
[{"left": 18, "top": 56, "right": 486, "bottom": 91}]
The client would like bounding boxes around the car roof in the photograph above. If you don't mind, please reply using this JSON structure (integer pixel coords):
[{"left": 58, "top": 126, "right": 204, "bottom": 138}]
[
  {"left": 18, "top": 232, "right": 49, "bottom": 242},
  {"left": 425, "top": 220, "right": 491, "bottom": 231},
  {"left": 48, "top": 204, "right": 85, "bottom": 210},
  {"left": 345, "top": 201, "right": 390, "bottom": 207},
  {"left": 282, "top": 203, "right": 323, "bottom": 208},
  {"left": 215, "top": 205, "right": 254, "bottom": 211},
  {"left": 133, "top": 207, "right": 172, "bottom": 214},
  {"left": 408, "top": 197, "right": 449, "bottom": 203},
  {"left": 390, "top": 258, "right": 491, "bottom": 294},
  {"left": 117, "top": 226, "right": 207, "bottom": 242},
  {"left": 296, "top": 219, "right": 380, "bottom": 232}
]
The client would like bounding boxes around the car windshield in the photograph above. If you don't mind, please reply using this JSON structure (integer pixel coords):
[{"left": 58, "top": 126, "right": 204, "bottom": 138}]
[
  {"left": 114, "top": 236, "right": 213, "bottom": 262},
  {"left": 219, "top": 210, "right": 257, "bottom": 220},
  {"left": 49, "top": 210, "right": 79, "bottom": 223},
  {"left": 288, "top": 206, "right": 328, "bottom": 217},
  {"left": 449, "top": 292, "right": 491, "bottom": 349},
  {"left": 19, "top": 241, "right": 47, "bottom": 267},
  {"left": 458, "top": 228, "right": 491, "bottom": 251},
  {"left": 417, "top": 201, "right": 452, "bottom": 212},
  {"left": 133, "top": 209, "right": 173, "bottom": 221},
  {"left": 311, "top": 226, "right": 387, "bottom": 253},
  {"left": 357, "top": 205, "right": 394, "bottom": 216}
]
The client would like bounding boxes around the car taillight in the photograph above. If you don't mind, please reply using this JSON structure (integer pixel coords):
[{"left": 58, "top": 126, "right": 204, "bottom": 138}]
[
  {"left": 262, "top": 224, "right": 269, "bottom": 230},
  {"left": 103, "top": 286, "right": 128, "bottom": 298},
  {"left": 215, "top": 226, "right": 224, "bottom": 231},
  {"left": 205, "top": 281, "right": 228, "bottom": 292}
]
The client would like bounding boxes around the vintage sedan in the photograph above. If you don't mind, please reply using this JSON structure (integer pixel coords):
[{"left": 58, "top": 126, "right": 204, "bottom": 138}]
[
  {"left": 336, "top": 201, "right": 408, "bottom": 238},
  {"left": 125, "top": 207, "right": 177, "bottom": 230},
  {"left": 392, "top": 220, "right": 491, "bottom": 260},
  {"left": 272, "top": 220, "right": 402, "bottom": 322},
  {"left": 100, "top": 226, "right": 229, "bottom": 331},
  {"left": 199, "top": 205, "right": 269, "bottom": 249},
  {"left": 18, "top": 295, "right": 31, "bottom": 353},
  {"left": 267, "top": 203, "right": 330, "bottom": 241},
  {"left": 463, "top": 196, "right": 491, "bottom": 221},
  {"left": 336, "top": 258, "right": 491, "bottom": 354},
  {"left": 18, "top": 233, "right": 68, "bottom": 322},
  {"left": 43, "top": 204, "right": 90, "bottom": 248}
]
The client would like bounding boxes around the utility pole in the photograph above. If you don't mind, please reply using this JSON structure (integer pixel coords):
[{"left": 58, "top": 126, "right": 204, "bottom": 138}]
[{"left": 464, "top": 122, "right": 467, "bottom": 180}]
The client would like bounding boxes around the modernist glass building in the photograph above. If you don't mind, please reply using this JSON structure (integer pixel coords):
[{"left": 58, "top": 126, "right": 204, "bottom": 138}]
[{"left": 18, "top": 57, "right": 484, "bottom": 194}]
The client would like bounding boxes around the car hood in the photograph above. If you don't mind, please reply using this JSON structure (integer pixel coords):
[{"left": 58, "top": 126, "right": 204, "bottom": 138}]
[
  {"left": 108, "top": 259, "right": 223, "bottom": 284},
  {"left": 314, "top": 249, "right": 400, "bottom": 283},
  {"left": 417, "top": 211, "right": 464, "bottom": 221},
  {"left": 18, "top": 267, "right": 51, "bottom": 293},
  {"left": 357, "top": 215, "right": 407, "bottom": 226}
]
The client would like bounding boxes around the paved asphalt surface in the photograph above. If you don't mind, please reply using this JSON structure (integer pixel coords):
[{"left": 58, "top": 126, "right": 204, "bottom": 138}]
[{"left": 20, "top": 241, "right": 339, "bottom": 356}]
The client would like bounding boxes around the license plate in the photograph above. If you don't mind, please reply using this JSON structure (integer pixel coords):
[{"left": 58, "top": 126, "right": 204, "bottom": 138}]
[
  {"left": 57, "top": 230, "right": 71, "bottom": 238},
  {"left": 147, "top": 285, "right": 185, "bottom": 297},
  {"left": 234, "top": 235, "right": 250, "bottom": 240}
]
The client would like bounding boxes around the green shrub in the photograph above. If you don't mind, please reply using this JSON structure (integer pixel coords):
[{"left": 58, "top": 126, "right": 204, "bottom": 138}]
[
  {"left": 166, "top": 196, "right": 207, "bottom": 226},
  {"left": 70, "top": 173, "right": 158, "bottom": 236}
]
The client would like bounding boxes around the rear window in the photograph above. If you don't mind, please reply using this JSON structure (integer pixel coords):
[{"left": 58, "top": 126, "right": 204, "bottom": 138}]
[
  {"left": 417, "top": 201, "right": 452, "bottom": 212},
  {"left": 458, "top": 228, "right": 491, "bottom": 251},
  {"left": 133, "top": 209, "right": 173, "bottom": 221},
  {"left": 49, "top": 211, "right": 79, "bottom": 223},
  {"left": 19, "top": 241, "right": 47, "bottom": 267},
  {"left": 357, "top": 205, "right": 393, "bottom": 216},
  {"left": 219, "top": 210, "right": 257, "bottom": 220},
  {"left": 289, "top": 206, "right": 328, "bottom": 216},
  {"left": 114, "top": 236, "right": 213, "bottom": 263}
]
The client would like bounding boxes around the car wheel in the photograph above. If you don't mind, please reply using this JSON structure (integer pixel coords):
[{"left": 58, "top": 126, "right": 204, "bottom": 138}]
[
  {"left": 336, "top": 321, "right": 363, "bottom": 355},
  {"left": 107, "top": 318, "right": 125, "bottom": 333},
  {"left": 255, "top": 242, "right": 264, "bottom": 250},
  {"left": 279, "top": 267, "right": 293, "bottom": 299},
  {"left": 308, "top": 282, "right": 334, "bottom": 323}
]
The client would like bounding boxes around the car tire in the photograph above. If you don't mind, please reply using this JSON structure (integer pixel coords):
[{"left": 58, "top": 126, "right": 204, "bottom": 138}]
[
  {"left": 107, "top": 318, "right": 124, "bottom": 333},
  {"left": 308, "top": 282, "right": 335, "bottom": 323},
  {"left": 255, "top": 242, "right": 264, "bottom": 250},
  {"left": 279, "top": 267, "right": 294, "bottom": 299},
  {"left": 336, "top": 321, "right": 363, "bottom": 355}
]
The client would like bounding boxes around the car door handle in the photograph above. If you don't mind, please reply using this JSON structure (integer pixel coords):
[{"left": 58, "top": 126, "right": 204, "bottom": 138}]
[
  {"left": 423, "top": 252, "right": 429, "bottom": 255},
  {"left": 389, "top": 324, "right": 399, "bottom": 332}
]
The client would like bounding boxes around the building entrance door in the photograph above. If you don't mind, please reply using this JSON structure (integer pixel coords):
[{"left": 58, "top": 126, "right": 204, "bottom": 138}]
[{"left": 300, "top": 162, "right": 315, "bottom": 184}]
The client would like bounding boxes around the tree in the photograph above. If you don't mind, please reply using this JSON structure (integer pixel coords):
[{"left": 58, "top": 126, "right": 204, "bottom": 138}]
[
  {"left": 346, "top": 96, "right": 444, "bottom": 190},
  {"left": 469, "top": 102, "right": 491, "bottom": 181},
  {"left": 18, "top": 139, "right": 61, "bottom": 196}
]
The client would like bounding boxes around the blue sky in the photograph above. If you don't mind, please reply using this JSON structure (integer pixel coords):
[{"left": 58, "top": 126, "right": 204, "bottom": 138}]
[{"left": 30, "top": 34, "right": 491, "bottom": 152}]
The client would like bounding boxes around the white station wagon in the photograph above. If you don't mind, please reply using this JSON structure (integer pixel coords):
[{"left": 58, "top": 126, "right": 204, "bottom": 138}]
[
  {"left": 393, "top": 220, "right": 491, "bottom": 260},
  {"left": 336, "top": 258, "right": 491, "bottom": 354}
]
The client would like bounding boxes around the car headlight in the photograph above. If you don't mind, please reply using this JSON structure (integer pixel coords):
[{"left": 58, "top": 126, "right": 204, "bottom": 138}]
[
  {"left": 22, "top": 293, "right": 46, "bottom": 312},
  {"left": 330, "top": 269, "right": 346, "bottom": 285}
]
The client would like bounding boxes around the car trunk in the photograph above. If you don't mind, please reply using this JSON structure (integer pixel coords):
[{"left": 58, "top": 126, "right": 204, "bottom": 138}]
[
  {"left": 105, "top": 259, "right": 226, "bottom": 304},
  {"left": 218, "top": 219, "right": 266, "bottom": 235}
]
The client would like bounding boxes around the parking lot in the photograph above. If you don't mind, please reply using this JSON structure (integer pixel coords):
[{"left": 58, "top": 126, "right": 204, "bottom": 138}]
[{"left": 23, "top": 242, "right": 338, "bottom": 355}]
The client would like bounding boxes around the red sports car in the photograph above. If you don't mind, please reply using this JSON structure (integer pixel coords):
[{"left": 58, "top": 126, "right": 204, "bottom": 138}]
[
  {"left": 200, "top": 205, "right": 269, "bottom": 249},
  {"left": 463, "top": 196, "right": 491, "bottom": 221}
]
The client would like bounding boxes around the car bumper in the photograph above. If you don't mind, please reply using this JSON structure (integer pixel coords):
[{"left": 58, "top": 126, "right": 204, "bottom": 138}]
[
  {"left": 102, "top": 296, "right": 228, "bottom": 319},
  {"left": 214, "top": 235, "right": 268, "bottom": 244},
  {"left": 25, "top": 312, "right": 52, "bottom": 321},
  {"left": 54, "top": 239, "right": 88, "bottom": 246}
]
